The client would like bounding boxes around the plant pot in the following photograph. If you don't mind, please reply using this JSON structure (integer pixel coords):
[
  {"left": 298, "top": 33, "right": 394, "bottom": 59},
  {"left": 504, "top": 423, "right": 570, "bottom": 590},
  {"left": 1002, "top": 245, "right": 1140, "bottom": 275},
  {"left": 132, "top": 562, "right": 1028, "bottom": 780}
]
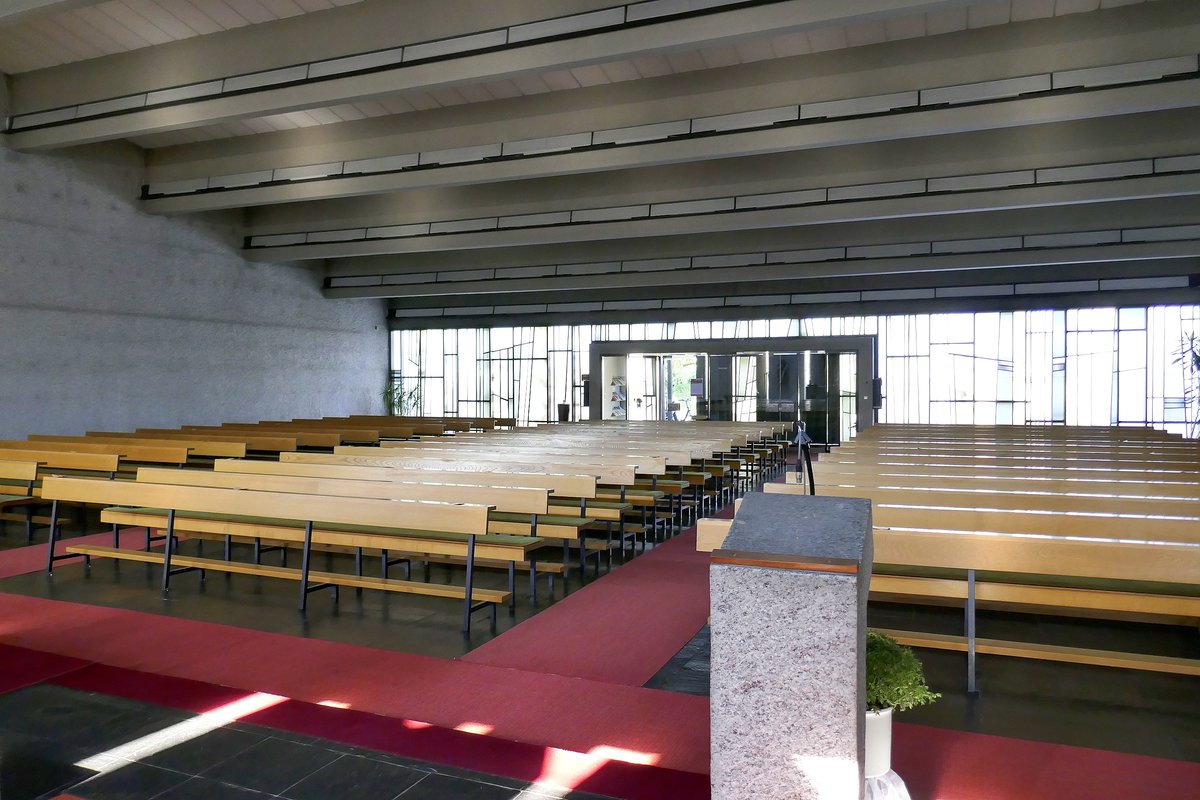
[{"left": 864, "top": 707, "right": 893, "bottom": 778}]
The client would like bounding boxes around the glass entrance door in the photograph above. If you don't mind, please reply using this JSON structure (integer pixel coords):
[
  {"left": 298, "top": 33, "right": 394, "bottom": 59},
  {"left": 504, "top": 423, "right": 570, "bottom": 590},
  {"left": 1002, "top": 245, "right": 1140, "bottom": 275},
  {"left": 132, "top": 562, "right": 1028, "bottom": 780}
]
[{"left": 660, "top": 353, "right": 701, "bottom": 421}]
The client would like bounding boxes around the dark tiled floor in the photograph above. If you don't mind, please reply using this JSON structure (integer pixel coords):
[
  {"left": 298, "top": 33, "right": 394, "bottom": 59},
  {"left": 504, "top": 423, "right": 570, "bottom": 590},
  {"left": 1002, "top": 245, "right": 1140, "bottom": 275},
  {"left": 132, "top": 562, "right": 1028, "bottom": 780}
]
[
  {"left": 649, "top": 607, "right": 1200, "bottom": 762},
  {"left": 0, "top": 684, "right": 611, "bottom": 800}
]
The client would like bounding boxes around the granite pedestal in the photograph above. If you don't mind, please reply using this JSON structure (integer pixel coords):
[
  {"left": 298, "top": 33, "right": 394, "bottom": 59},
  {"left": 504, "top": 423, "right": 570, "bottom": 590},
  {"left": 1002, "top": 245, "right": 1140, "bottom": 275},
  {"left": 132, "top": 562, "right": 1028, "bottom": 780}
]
[{"left": 710, "top": 492, "right": 872, "bottom": 800}]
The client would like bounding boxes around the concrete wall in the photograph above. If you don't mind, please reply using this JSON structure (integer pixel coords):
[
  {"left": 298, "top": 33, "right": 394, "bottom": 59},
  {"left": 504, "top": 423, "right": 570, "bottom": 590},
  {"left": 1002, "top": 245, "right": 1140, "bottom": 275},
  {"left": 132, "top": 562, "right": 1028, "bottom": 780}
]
[{"left": 0, "top": 139, "right": 388, "bottom": 439}]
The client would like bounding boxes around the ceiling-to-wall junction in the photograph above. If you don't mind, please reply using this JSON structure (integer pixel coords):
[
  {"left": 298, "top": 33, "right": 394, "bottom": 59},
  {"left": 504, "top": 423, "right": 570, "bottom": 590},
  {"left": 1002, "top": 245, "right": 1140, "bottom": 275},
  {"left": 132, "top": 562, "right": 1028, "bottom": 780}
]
[{"left": 3, "top": 0, "right": 1197, "bottom": 327}]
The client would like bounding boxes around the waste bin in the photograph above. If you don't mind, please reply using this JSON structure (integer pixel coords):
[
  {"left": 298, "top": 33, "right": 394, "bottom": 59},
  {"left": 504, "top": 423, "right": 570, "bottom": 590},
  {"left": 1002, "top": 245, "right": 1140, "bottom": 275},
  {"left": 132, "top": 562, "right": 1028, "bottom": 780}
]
[{"left": 557, "top": 403, "right": 571, "bottom": 422}]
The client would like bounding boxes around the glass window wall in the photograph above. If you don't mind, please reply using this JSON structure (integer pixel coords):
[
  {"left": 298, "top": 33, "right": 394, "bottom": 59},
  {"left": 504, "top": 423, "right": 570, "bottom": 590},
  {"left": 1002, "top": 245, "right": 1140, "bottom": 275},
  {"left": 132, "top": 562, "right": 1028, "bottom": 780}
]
[{"left": 390, "top": 306, "right": 1200, "bottom": 437}]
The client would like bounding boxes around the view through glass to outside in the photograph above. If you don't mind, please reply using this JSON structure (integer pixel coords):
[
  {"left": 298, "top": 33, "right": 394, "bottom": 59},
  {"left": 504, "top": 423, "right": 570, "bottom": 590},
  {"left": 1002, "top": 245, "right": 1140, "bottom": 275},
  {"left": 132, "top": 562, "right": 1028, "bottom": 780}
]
[{"left": 390, "top": 305, "right": 1200, "bottom": 438}]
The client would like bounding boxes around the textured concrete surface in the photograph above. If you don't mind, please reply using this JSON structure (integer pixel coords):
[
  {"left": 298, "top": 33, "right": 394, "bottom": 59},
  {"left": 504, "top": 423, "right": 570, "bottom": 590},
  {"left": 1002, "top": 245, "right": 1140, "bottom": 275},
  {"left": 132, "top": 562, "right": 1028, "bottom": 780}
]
[
  {"left": 724, "top": 492, "right": 870, "bottom": 561},
  {"left": 711, "top": 492, "right": 871, "bottom": 800},
  {"left": 0, "top": 141, "right": 388, "bottom": 439}
]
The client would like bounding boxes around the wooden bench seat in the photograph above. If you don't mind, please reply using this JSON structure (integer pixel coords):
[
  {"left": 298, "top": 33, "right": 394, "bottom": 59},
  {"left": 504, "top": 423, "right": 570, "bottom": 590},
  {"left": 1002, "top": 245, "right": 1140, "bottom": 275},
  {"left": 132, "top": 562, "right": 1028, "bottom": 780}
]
[
  {"left": 39, "top": 476, "right": 514, "bottom": 633},
  {"left": 130, "top": 429, "right": 299, "bottom": 454},
  {"left": 280, "top": 451, "right": 639, "bottom": 487},
  {"left": 141, "top": 465, "right": 604, "bottom": 584},
  {"left": 696, "top": 505, "right": 1200, "bottom": 683},
  {"left": 876, "top": 628, "right": 1200, "bottom": 676},
  {"left": 101, "top": 506, "right": 536, "bottom": 561},
  {"left": 0, "top": 461, "right": 40, "bottom": 535},
  {"left": 0, "top": 441, "right": 190, "bottom": 469},
  {"left": 30, "top": 434, "right": 246, "bottom": 459},
  {"left": 101, "top": 505, "right": 545, "bottom": 608},
  {"left": 64, "top": 545, "right": 509, "bottom": 605}
]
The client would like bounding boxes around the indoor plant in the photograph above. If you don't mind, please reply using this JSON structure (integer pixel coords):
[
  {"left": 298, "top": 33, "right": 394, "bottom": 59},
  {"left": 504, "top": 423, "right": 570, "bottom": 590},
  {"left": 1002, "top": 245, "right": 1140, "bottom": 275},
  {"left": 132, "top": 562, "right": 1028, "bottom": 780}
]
[
  {"left": 865, "top": 631, "right": 940, "bottom": 786},
  {"left": 381, "top": 381, "right": 422, "bottom": 416}
]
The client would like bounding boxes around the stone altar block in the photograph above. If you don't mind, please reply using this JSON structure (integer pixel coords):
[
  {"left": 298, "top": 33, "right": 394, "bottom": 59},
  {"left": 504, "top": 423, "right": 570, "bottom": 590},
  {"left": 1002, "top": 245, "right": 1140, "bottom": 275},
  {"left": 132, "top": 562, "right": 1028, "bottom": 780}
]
[{"left": 710, "top": 492, "right": 872, "bottom": 800}]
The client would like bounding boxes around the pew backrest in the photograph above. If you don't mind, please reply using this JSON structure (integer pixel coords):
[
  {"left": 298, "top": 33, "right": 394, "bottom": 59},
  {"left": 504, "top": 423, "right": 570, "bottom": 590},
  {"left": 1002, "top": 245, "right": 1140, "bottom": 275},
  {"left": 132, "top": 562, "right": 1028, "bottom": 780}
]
[
  {"left": 40, "top": 476, "right": 492, "bottom": 534},
  {"left": 135, "top": 467, "right": 550, "bottom": 515},
  {"left": 211, "top": 459, "right": 598, "bottom": 498}
]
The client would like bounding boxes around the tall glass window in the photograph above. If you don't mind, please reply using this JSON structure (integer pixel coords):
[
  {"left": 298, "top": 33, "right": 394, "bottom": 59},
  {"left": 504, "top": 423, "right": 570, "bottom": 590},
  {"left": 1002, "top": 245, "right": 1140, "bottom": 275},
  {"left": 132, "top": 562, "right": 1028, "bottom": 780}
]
[{"left": 390, "top": 305, "right": 1200, "bottom": 436}]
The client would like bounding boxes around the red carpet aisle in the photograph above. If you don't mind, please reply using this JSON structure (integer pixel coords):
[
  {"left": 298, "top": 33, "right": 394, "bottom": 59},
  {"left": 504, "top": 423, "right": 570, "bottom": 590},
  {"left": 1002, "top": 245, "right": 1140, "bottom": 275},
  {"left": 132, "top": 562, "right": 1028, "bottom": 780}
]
[
  {"left": 0, "top": 528, "right": 148, "bottom": 580},
  {"left": 892, "top": 722, "right": 1200, "bottom": 800},
  {"left": 0, "top": 592, "right": 710, "bottom": 776},
  {"left": 463, "top": 528, "right": 712, "bottom": 685},
  {"left": 3, "top": 635, "right": 1194, "bottom": 800}
]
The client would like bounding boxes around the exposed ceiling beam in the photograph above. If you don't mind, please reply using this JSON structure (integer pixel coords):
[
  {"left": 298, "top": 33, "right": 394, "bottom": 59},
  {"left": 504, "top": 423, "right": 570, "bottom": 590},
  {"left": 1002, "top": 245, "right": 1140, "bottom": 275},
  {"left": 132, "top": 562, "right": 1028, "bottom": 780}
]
[
  {"left": 324, "top": 195, "right": 1200, "bottom": 279},
  {"left": 135, "top": 5, "right": 1200, "bottom": 213},
  {"left": 379, "top": 257, "right": 1200, "bottom": 308},
  {"left": 330, "top": 238, "right": 1200, "bottom": 301},
  {"left": 6, "top": 0, "right": 979, "bottom": 150},
  {"left": 244, "top": 170, "right": 1200, "bottom": 261}
]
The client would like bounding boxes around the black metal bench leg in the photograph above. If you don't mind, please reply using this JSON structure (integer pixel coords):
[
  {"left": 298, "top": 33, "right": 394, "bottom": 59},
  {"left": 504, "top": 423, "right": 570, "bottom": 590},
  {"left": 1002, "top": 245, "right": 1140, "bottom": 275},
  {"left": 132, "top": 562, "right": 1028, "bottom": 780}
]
[
  {"left": 529, "top": 556, "right": 538, "bottom": 604},
  {"left": 44, "top": 500, "right": 60, "bottom": 574},
  {"left": 606, "top": 522, "right": 614, "bottom": 571},
  {"left": 967, "top": 568, "right": 979, "bottom": 695},
  {"left": 462, "top": 534, "right": 476, "bottom": 635},
  {"left": 298, "top": 520, "right": 314, "bottom": 612},
  {"left": 508, "top": 561, "right": 516, "bottom": 613},
  {"left": 160, "top": 509, "right": 177, "bottom": 594}
]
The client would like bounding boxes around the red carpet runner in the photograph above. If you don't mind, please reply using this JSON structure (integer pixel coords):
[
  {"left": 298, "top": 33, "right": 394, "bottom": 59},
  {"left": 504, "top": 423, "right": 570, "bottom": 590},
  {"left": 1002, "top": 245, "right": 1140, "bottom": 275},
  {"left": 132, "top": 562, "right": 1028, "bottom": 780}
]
[
  {"left": 0, "top": 527, "right": 148, "bottom": 580},
  {"left": 4, "top": 633, "right": 1196, "bottom": 800},
  {"left": 463, "top": 528, "right": 712, "bottom": 685},
  {"left": 2, "top": 515, "right": 1198, "bottom": 799},
  {"left": 0, "top": 592, "right": 710, "bottom": 776}
]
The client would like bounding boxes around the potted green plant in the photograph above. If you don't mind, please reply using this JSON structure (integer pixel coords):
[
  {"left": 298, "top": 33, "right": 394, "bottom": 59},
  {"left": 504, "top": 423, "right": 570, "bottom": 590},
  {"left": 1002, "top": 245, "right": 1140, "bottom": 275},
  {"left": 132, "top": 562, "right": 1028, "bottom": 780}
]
[
  {"left": 381, "top": 381, "right": 422, "bottom": 416},
  {"left": 865, "top": 631, "right": 940, "bottom": 786}
]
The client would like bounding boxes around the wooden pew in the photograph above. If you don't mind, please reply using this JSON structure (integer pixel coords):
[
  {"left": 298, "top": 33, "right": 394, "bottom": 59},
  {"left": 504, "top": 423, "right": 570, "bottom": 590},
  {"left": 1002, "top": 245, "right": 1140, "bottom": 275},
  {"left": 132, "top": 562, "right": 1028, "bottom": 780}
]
[
  {"left": 129, "top": 429, "right": 300, "bottom": 453},
  {"left": 287, "top": 418, "right": 432, "bottom": 437},
  {"left": 182, "top": 425, "right": 342, "bottom": 449},
  {"left": 379, "top": 438, "right": 695, "bottom": 467},
  {"left": 30, "top": 434, "right": 246, "bottom": 459},
  {"left": 279, "top": 451, "right": 639, "bottom": 487},
  {"left": 373, "top": 435, "right": 715, "bottom": 524},
  {"left": 0, "top": 459, "right": 45, "bottom": 539},
  {"left": 695, "top": 508, "right": 1200, "bottom": 678},
  {"left": 211, "top": 459, "right": 598, "bottom": 497},
  {"left": 291, "top": 450, "right": 645, "bottom": 562},
  {"left": 223, "top": 422, "right": 382, "bottom": 445},
  {"left": 40, "top": 476, "right": 533, "bottom": 633},
  {"left": 0, "top": 449, "right": 120, "bottom": 485},
  {"left": 133, "top": 467, "right": 581, "bottom": 600},
  {"left": 335, "top": 444, "right": 669, "bottom": 476},
  {"left": 345, "top": 415, "right": 489, "bottom": 432},
  {"left": 213, "top": 458, "right": 622, "bottom": 578},
  {"left": 814, "top": 460, "right": 1200, "bottom": 485},
  {"left": 767, "top": 421, "right": 1200, "bottom": 683},
  {"left": 0, "top": 441, "right": 189, "bottom": 469},
  {"left": 803, "top": 469, "right": 1200, "bottom": 499}
]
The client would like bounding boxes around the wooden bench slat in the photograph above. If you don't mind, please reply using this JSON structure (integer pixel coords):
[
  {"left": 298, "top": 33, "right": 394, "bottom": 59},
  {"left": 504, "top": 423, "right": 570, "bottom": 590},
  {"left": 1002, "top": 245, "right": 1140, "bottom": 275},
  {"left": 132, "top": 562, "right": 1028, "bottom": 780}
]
[
  {"left": 63, "top": 545, "right": 509, "bottom": 603},
  {"left": 100, "top": 508, "right": 535, "bottom": 561},
  {"left": 874, "top": 628, "right": 1200, "bottom": 676}
]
